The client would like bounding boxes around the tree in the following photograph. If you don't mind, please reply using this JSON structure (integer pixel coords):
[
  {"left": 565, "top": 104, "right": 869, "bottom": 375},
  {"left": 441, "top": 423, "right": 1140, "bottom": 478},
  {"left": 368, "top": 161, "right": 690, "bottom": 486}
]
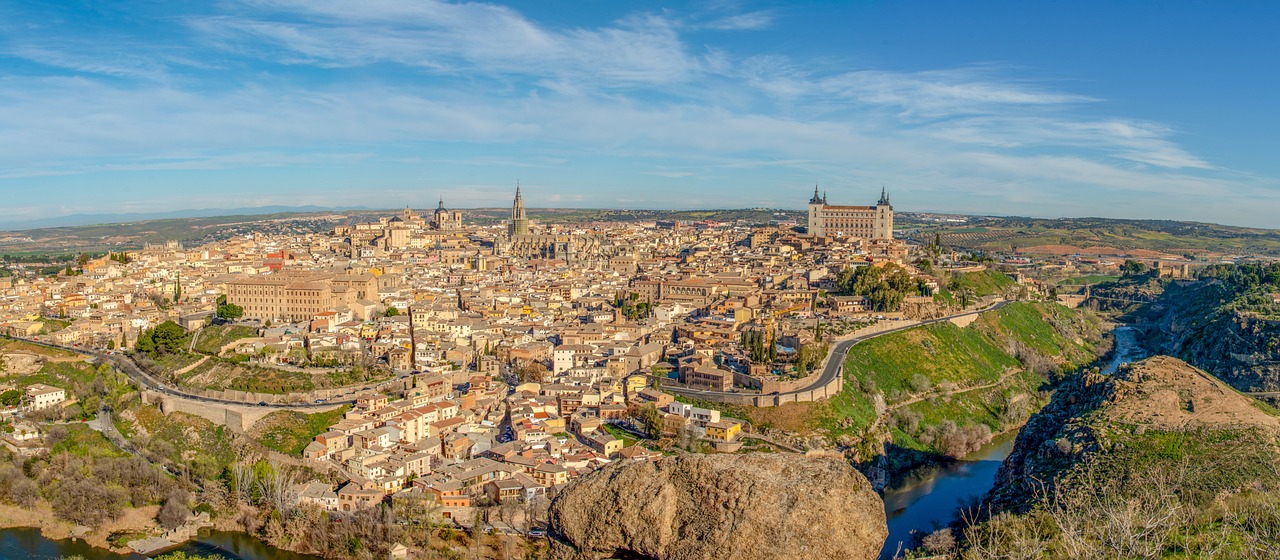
[
  {"left": 138, "top": 321, "right": 187, "bottom": 356},
  {"left": 836, "top": 263, "right": 917, "bottom": 312},
  {"left": 0, "top": 390, "right": 19, "bottom": 407},
  {"left": 1121, "top": 259, "right": 1147, "bottom": 277},
  {"left": 517, "top": 361, "right": 548, "bottom": 384},
  {"left": 638, "top": 404, "right": 663, "bottom": 438},
  {"left": 256, "top": 461, "right": 299, "bottom": 515},
  {"left": 158, "top": 490, "right": 191, "bottom": 530},
  {"left": 217, "top": 302, "right": 244, "bottom": 320},
  {"left": 384, "top": 307, "right": 401, "bottom": 317}
]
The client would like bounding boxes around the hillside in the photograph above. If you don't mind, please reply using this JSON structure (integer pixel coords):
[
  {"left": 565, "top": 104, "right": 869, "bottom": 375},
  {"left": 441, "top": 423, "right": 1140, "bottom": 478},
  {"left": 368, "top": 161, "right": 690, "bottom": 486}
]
[
  {"left": 955, "top": 356, "right": 1280, "bottom": 559},
  {"left": 909, "top": 215, "right": 1280, "bottom": 257},
  {"left": 711, "top": 302, "right": 1106, "bottom": 473},
  {"left": 1122, "top": 263, "right": 1280, "bottom": 392}
]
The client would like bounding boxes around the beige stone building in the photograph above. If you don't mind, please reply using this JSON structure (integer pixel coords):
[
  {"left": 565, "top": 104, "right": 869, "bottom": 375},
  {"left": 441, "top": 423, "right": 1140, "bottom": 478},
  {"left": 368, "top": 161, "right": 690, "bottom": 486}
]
[
  {"left": 24, "top": 384, "right": 65, "bottom": 412},
  {"left": 806, "top": 186, "right": 894, "bottom": 239},
  {"left": 226, "top": 271, "right": 379, "bottom": 322}
]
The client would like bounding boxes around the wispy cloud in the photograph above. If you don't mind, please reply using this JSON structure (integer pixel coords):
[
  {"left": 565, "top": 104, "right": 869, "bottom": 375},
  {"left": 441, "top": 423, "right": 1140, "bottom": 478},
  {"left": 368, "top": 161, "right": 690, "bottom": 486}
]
[
  {"left": 188, "top": 0, "right": 700, "bottom": 86},
  {"left": 0, "top": 1, "right": 1272, "bottom": 226},
  {"left": 703, "top": 10, "right": 775, "bottom": 31}
]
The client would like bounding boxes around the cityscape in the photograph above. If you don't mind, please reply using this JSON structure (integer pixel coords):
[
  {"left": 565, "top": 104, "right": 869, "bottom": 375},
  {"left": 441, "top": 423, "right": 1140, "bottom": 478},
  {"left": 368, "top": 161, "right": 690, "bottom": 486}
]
[{"left": 2, "top": 2, "right": 1280, "bottom": 560}]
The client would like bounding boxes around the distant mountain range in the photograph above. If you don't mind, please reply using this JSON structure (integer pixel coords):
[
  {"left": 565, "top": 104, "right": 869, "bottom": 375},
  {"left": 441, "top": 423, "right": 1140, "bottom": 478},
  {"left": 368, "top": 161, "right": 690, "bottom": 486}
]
[{"left": 0, "top": 206, "right": 373, "bottom": 231}]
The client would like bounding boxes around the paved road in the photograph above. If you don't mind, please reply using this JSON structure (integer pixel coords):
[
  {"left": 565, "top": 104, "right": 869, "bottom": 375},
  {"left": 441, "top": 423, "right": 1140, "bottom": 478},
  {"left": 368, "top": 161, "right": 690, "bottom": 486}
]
[
  {"left": 6, "top": 335, "right": 355, "bottom": 411},
  {"left": 667, "top": 300, "right": 1011, "bottom": 400}
]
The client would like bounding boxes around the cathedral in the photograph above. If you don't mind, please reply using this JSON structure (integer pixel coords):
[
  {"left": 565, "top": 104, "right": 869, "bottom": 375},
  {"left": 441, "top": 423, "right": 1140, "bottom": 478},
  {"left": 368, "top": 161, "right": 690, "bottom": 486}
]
[
  {"left": 806, "top": 186, "right": 894, "bottom": 239},
  {"left": 497, "top": 183, "right": 608, "bottom": 262},
  {"left": 431, "top": 198, "right": 463, "bottom": 230}
]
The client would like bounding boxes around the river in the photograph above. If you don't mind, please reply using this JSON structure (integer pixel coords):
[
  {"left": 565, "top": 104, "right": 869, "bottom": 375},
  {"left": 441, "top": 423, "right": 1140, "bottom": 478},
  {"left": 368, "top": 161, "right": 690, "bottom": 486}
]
[
  {"left": 878, "top": 324, "right": 1142, "bottom": 558},
  {"left": 879, "top": 432, "right": 1017, "bottom": 558},
  {"left": 0, "top": 528, "right": 322, "bottom": 560}
]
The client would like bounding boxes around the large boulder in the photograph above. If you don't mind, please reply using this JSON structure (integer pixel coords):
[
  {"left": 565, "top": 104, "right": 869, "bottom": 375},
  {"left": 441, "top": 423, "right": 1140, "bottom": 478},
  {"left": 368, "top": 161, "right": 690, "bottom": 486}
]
[{"left": 547, "top": 453, "right": 887, "bottom": 560}]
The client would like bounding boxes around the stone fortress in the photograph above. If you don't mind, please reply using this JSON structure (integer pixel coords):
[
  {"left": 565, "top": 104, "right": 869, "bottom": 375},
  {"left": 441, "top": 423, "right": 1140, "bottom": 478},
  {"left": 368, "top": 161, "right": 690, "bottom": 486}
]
[{"left": 806, "top": 186, "right": 894, "bottom": 239}]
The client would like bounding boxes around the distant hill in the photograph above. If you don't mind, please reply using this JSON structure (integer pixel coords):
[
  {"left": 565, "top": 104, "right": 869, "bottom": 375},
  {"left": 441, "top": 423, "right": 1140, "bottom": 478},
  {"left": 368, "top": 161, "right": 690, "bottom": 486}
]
[
  {"left": 0, "top": 205, "right": 372, "bottom": 230},
  {"left": 904, "top": 214, "right": 1280, "bottom": 257}
]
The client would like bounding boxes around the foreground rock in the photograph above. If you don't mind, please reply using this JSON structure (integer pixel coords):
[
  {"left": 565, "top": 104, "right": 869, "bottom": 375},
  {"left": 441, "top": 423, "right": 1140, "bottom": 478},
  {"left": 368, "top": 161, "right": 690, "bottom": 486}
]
[{"left": 547, "top": 453, "right": 887, "bottom": 560}]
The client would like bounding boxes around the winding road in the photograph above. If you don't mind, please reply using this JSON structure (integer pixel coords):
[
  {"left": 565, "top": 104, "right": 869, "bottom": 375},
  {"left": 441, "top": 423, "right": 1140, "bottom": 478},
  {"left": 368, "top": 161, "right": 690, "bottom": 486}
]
[
  {"left": 666, "top": 300, "right": 1012, "bottom": 401},
  {"left": 5, "top": 335, "right": 354, "bottom": 411}
]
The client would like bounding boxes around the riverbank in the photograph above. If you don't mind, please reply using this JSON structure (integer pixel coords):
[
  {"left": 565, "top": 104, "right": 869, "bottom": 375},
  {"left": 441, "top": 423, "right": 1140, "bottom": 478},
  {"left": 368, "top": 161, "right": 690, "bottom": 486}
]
[
  {"left": 877, "top": 322, "right": 1143, "bottom": 559},
  {"left": 0, "top": 502, "right": 159, "bottom": 556},
  {"left": 880, "top": 431, "right": 1018, "bottom": 559}
]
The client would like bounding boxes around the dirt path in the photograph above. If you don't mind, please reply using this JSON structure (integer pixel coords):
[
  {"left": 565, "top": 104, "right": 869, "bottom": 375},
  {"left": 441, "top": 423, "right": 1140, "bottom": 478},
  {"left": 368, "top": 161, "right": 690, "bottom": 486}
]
[{"left": 884, "top": 367, "right": 1023, "bottom": 413}]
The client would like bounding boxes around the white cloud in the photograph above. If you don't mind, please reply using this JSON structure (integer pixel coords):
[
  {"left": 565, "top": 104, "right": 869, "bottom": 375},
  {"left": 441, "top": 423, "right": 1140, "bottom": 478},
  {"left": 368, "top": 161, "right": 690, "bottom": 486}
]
[
  {"left": 0, "top": 1, "right": 1272, "bottom": 226},
  {"left": 703, "top": 10, "right": 775, "bottom": 31},
  {"left": 189, "top": 1, "right": 699, "bottom": 86}
]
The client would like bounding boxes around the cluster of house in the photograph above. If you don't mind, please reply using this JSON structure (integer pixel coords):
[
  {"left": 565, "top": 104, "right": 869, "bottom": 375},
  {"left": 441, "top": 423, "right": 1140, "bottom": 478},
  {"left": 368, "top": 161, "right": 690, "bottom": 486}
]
[{"left": 293, "top": 361, "right": 744, "bottom": 518}]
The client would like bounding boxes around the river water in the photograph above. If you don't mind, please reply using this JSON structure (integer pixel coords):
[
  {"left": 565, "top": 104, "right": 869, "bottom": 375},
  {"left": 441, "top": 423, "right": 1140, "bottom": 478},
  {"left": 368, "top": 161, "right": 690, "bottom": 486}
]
[
  {"left": 0, "top": 528, "right": 322, "bottom": 560},
  {"left": 878, "top": 325, "right": 1142, "bottom": 558},
  {"left": 879, "top": 432, "right": 1017, "bottom": 558}
]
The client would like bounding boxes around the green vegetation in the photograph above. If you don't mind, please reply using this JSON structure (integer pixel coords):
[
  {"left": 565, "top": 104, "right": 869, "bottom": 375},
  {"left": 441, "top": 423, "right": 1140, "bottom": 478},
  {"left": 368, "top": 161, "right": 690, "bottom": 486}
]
[
  {"left": 37, "top": 318, "right": 71, "bottom": 333},
  {"left": 955, "top": 426, "right": 1280, "bottom": 559},
  {"left": 921, "top": 215, "right": 1280, "bottom": 256},
  {"left": 251, "top": 405, "right": 352, "bottom": 455},
  {"left": 834, "top": 262, "right": 924, "bottom": 311},
  {"left": 135, "top": 321, "right": 189, "bottom": 356},
  {"left": 1, "top": 356, "right": 134, "bottom": 421},
  {"left": 191, "top": 324, "right": 258, "bottom": 354},
  {"left": 48, "top": 424, "right": 129, "bottom": 458},
  {"left": 821, "top": 302, "right": 1102, "bottom": 466},
  {"left": 602, "top": 424, "right": 640, "bottom": 447},
  {"left": 126, "top": 405, "right": 237, "bottom": 480},
  {"left": 1055, "top": 274, "right": 1119, "bottom": 286}
]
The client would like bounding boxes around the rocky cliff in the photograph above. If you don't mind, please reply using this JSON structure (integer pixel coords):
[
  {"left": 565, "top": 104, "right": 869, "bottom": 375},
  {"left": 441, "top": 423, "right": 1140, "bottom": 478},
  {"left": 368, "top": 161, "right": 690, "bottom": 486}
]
[
  {"left": 1127, "top": 274, "right": 1280, "bottom": 392},
  {"left": 547, "top": 453, "right": 887, "bottom": 560},
  {"left": 985, "top": 355, "right": 1280, "bottom": 514}
]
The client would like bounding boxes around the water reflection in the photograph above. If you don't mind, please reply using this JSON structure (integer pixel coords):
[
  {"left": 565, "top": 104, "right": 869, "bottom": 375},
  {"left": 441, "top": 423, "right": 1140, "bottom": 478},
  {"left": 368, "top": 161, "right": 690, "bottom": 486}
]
[{"left": 879, "top": 433, "right": 1016, "bottom": 559}]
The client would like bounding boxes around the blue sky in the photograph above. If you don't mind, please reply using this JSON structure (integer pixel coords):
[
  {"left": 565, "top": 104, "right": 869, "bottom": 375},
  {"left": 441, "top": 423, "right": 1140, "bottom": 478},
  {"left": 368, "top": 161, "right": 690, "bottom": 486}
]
[{"left": 1, "top": 0, "right": 1278, "bottom": 227}]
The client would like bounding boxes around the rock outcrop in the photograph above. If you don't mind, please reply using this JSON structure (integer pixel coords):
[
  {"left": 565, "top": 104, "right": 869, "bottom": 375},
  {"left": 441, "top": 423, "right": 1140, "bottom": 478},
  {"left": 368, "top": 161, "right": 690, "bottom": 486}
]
[
  {"left": 986, "top": 355, "right": 1280, "bottom": 513},
  {"left": 547, "top": 453, "right": 887, "bottom": 560}
]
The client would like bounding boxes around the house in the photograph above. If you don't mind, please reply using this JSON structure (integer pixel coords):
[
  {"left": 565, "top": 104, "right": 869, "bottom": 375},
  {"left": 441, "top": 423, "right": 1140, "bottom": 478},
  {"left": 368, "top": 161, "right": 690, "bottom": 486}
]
[
  {"left": 667, "top": 402, "right": 720, "bottom": 426},
  {"left": 337, "top": 485, "right": 385, "bottom": 511},
  {"left": 297, "top": 481, "right": 339, "bottom": 510},
  {"left": 531, "top": 462, "right": 569, "bottom": 487},
  {"left": 705, "top": 420, "right": 742, "bottom": 442},
  {"left": 24, "top": 384, "right": 65, "bottom": 411},
  {"left": 389, "top": 543, "right": 410, "bottom": 559},
  {"left": 616, "top": 444, "right": 662, "bottom": 461},
  {"left": 484, "top": 478, "right": 525, "bottom": 504},
  {"left": 585, "top": 432, "right": 623, "bottom": 457},
  {"left": 9, "top": 422, "right": 40, "bottom": 442}
]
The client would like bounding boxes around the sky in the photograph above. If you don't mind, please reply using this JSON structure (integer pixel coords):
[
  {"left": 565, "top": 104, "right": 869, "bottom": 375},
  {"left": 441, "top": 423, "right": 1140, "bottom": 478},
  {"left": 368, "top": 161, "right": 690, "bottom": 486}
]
[{"left": 1, "top": 0, "right": 1278, "bottom": 227}]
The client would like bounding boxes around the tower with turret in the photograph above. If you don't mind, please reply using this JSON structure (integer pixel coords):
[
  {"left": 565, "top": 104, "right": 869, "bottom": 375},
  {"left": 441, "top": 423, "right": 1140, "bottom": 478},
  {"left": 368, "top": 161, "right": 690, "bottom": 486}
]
[
  {"left": 874, "top": 187, "right": 893, "bottom": 240},
  {"left": 807, "top": 185, "right": 827, "bottom": 237}
]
